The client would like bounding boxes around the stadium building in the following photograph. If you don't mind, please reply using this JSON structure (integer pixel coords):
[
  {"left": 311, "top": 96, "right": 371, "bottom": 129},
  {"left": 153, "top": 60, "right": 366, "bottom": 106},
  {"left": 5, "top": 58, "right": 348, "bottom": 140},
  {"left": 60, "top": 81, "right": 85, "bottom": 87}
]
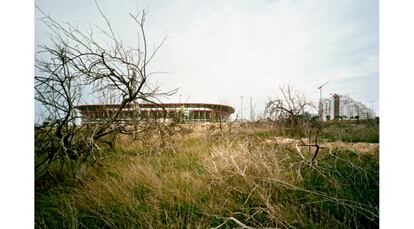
[{"left": 76, "top": 103, "right": 235, "bottom": 124}]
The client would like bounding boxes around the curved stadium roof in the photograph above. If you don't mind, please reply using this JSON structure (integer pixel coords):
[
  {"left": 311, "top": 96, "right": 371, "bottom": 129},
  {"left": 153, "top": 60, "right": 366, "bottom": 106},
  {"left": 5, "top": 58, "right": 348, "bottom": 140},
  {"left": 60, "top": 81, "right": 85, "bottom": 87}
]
[{"left": 76, "top": 103, "right": 235, "bottom": 114}]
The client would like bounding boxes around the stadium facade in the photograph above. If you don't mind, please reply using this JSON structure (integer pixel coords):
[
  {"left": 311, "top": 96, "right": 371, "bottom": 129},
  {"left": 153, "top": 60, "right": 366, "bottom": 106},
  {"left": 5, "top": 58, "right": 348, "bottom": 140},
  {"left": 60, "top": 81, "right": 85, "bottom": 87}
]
[{"left": 76, "top": 103, "right": 235, "bottom": 124}]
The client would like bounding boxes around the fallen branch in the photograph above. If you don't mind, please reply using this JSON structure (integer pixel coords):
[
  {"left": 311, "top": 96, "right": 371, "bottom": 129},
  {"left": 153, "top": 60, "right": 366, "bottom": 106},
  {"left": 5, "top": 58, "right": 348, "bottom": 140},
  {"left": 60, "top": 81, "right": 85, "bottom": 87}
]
[{"left": 210, "top": 217, "right": 255, "bottom": 229}]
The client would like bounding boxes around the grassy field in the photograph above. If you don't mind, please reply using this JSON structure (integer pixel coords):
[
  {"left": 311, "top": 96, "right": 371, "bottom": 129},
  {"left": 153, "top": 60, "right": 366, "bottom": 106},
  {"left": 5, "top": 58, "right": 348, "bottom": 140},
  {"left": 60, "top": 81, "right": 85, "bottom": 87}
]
[
  {"left": 35, "top": 122, "right": 379, "bottom": 228},
  {"left": 320, "top": 120, "right": 379, "bottom": 143}
]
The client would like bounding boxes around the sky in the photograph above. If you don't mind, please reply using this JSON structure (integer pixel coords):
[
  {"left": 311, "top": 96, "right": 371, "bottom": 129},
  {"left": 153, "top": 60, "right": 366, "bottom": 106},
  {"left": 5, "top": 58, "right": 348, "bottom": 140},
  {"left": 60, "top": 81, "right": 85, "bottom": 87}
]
[{"left": 35, "top": 0, "right": 379, "bottom": 119}]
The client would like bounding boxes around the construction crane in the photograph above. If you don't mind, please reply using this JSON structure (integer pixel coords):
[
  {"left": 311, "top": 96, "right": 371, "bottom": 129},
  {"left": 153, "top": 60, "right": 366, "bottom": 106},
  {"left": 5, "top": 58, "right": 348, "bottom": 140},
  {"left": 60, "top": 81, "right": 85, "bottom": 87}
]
[{"left": 318, "top": 80, "right": 330, "bottom": 121}]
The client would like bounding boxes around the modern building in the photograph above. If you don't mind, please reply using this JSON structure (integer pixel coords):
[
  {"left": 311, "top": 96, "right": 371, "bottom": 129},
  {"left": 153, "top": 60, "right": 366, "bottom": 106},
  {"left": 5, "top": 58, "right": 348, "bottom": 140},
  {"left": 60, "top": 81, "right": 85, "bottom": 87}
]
[
  {"left": 320, "top": 94, "right": 375, "bottom": 121},
  {"left": 75, "top": 103, "right": 235, "bottom": 124}
]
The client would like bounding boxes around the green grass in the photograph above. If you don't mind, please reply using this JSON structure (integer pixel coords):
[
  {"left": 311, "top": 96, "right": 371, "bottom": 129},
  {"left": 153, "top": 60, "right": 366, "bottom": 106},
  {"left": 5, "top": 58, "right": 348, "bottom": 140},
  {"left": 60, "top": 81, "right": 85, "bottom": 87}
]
[
  {"left": 248, "top": 119, "right": 379, "bottom": 143},
  {"left": 35, "top": 126, "right": 379, "bottom": 228},
  {"left": 320, "top": 120, "right": 379, "bottom": 143}
]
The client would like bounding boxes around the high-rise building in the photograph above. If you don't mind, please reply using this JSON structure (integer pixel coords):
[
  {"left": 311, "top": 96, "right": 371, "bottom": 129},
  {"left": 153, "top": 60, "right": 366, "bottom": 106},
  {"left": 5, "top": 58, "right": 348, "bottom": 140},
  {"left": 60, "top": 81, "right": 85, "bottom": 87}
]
[{"left": 321, "top": 94, "right": 375, "bottom": 121}]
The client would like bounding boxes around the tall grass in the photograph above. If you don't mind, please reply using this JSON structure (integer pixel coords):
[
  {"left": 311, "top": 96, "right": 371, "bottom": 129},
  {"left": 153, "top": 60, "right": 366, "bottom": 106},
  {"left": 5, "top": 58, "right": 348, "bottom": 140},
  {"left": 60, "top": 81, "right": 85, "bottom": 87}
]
[
  {"left": 36, "top": 128, "right": 379, "bottom": 228},
  {"left": 248, "top": 119, "right": 379, "bottom": 143},
  {"left": 320, "top": 120, "right": 379, "bottom": 143}
]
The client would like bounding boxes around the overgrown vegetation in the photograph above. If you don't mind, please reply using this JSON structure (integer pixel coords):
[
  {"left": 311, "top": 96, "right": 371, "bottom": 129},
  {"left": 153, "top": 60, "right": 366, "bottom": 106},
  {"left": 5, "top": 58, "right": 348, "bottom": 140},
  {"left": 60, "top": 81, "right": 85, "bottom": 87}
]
[
  {"left": 320, "top": 120, "right": 379, "bottom": 143},
  {"left": 35, "top": 5, "right": 379, "bottom": 228},
  {"left": 248, "top": 119, "right": 379, "bottom": 143},
  {"left": 35, "top": 4, "right": 175, "bottom": 180},
  {"left": 35, "top": 123, "right": 379, "bottom": 228}
]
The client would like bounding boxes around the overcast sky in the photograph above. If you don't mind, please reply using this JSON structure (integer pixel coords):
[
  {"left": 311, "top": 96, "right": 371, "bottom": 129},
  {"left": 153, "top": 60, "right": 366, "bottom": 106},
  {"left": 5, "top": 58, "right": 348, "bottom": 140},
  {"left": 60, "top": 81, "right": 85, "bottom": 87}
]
[{"left": 35, "top": 0, "right": 379, "bottom": 118}]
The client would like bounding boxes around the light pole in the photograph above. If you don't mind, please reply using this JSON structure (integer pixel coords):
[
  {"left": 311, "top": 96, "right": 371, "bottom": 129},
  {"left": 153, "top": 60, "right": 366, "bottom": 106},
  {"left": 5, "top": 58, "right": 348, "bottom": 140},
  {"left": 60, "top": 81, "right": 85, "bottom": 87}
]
[
  {"left": 369, "top": 100, "right": 375, "bottom": 118},
  {"left": 240, "top": 96, "right": 244, "bottom": 120},
  {"left": 250, "top": 96, "right": 253, "bottom": 121}
]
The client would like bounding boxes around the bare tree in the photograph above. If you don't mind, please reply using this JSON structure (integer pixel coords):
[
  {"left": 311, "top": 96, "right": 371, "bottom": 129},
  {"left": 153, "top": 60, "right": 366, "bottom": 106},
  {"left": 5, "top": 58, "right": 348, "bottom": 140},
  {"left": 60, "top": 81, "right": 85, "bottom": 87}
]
[
  {"left": 35, "top": 44, "right": 84, "bottom": 177},
  {"left": 265, "top": 84, "right": 323, "bottom": 163},
  {"left": 265, "top": 84, "right": 313, "bottom": 125},
  {"left": 35, "top": 2, "right": 175, "bottom": 179}
]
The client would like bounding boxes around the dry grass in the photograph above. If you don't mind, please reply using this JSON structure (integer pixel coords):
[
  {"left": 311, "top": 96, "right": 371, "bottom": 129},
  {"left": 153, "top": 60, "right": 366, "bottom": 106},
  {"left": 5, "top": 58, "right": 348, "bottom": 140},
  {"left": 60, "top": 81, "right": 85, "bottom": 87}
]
[{"left": 35, "top": 125, "right": 379, "bottom": 228}]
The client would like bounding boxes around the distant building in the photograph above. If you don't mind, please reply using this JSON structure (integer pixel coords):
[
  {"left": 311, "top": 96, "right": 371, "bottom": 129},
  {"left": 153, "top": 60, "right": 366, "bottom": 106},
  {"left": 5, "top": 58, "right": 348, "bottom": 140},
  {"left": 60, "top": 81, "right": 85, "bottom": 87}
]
[
  {"left": 321, "top": 94, "right": 374, "bottom": 121},
  {"left": 76, "top": 103, "right": 235, "bottom": 124}
]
